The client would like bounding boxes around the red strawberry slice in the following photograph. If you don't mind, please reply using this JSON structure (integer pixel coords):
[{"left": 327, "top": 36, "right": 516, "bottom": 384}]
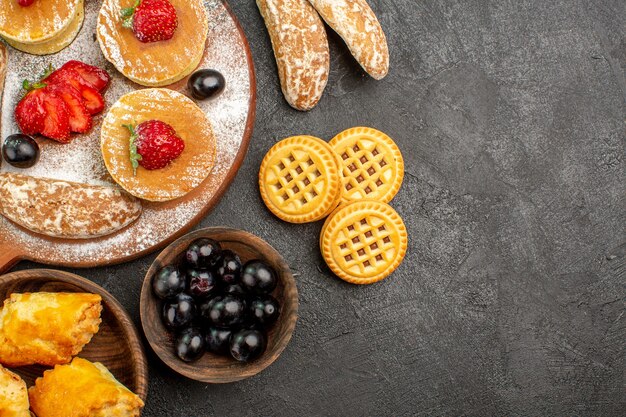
[
  {"left": 15, "top": 88, "right": 46, "bottom": 135},
  {"left": 124, "top": 120, "right": 184, "bottom": 174},
  {"left": 40, "top": 90, "right": 71, "bottom": 142},
  {"left": 47, "top": 83, "right": 92, "bottom": 133},
  {"left": 60, "top": 60, "right": 110, "bottom": 91},
  {"left": 45, "top": 68, "right": 105, "bottom": 115}
]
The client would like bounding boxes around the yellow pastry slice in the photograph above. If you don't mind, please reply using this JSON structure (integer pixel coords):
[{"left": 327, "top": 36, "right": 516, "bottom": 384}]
[
  {"left": 0, "top": 365, "right": 30, "bottom": 417},
  {"left": 0, "top": 292, "right": 102, "bottom": 367},
  {"left": 4, "top": 0, "right": 85, "bottom": 56},
  {"left": 100, "top": 88, "right": 216, "bottom": 202},
  {"left": 29, "top": 357, "right": 144, "bottom": 417},
  {"left": 97, "top": 0, "right": 208, "bottom": 86},
  {"left": 0, "top": 0, "right": 80, "bottom": 44}
]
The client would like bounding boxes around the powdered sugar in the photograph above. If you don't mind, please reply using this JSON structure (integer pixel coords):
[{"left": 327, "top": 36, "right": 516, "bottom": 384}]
[{"left": 0, "top": 0, "right": 254, "bottom": 265}]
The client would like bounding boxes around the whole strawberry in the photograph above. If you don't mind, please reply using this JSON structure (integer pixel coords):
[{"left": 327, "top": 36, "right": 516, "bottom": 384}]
[
  {"left": 121, "top": 0, "right": 178, "bottom": 43},
  {"left": 124, "top": 120, "right": 184, "bottom": 174},
  {"left": 17, "top": 0, "right": 35, "bottom": 7}
]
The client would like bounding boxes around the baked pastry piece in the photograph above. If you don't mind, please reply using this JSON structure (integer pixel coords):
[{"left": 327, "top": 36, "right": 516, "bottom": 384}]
[
  {"left": 97, "top": 0, "right": 208, "bottom": 86},
  {"left": 308, "top": 0, "right": 389, "bottom": 79},
  {"left": 0, "top": 173, "right": 142, "bottom": 239},
  {"left": 4, "top": 0, "right": 85, "bottom": 56},
  {"left": 0, "top": 292, "right": 102, "bottom": 367},
  {"left": 259, "top": 135, "right": 342, "bottom": 223},
  {"left": 0, "top": 365, "right": 30, "bottom": 417},
  {"left": 321, "top": 200, "right": 407, "bottom": 284},
  {"left": 101, "top": 88, "right": 216, "bottom": 202},
  {"left": 329, "top": 127, "right": 404, "bottom": 204},
  {"left": 0, "top": 0, "right": 81, "bottom": 44},
  {"left": 29, "top": 357, "right": 144, "bottom": 417},
  {"left": 256, "top": 0, "right": 330, "bottom": 110}
]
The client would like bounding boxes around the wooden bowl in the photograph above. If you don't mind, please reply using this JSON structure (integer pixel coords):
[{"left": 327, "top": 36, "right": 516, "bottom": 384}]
[
  {"left": 140, "top": 227, "right": 298, "bottom": 383},
  {"left": 0, "top": 269, "right": 149, "bottom": 401}
]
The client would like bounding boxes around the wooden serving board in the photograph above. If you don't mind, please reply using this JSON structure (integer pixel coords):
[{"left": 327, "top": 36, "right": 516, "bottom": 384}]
[
  {"left": 0, "top": 0, "right": 256, "bottom": 273},
  {"left": 0, "top": 269, "right": 148, "bottom": 402}
]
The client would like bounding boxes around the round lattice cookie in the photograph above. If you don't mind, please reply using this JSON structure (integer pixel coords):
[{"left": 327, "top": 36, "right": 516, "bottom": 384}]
[
  {"left": 321, "top": 200, "right": 407, "bottom": 284},
  {"left": 259, "top": 135, "right": 342, "bottom": 223},
  {"left": 329, "top": 127, "right": 404, "bottom": 204}
]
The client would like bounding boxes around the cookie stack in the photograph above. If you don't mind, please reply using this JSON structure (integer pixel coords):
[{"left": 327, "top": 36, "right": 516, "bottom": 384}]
[{"left": 259, "top": 127, "right": 407, "bottom": 284}]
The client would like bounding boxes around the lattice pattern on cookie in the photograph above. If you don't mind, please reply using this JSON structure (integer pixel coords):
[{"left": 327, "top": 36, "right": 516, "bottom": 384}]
[
  {"left": 339, "top": 140, "right": 392, "bottom": 199},
  {"left": 321, "top": 200, "right": 407, "bottom": 284},
  {"left": 331, "top": 127, "right": 404, "bottom": 204},
  {"left": 268, "top": 151, "right": 324, "bottom": 209},
  {"left": 260, "top": 136, "right": 341, "bottom": 223},
  {"left": 334, "top": 214, "right": 396, "bottom": 274}
]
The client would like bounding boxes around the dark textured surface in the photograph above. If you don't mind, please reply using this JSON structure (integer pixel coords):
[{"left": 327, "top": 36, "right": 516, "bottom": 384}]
[{"left": 11, "top": 0, "right": 626, "bottom": 415}]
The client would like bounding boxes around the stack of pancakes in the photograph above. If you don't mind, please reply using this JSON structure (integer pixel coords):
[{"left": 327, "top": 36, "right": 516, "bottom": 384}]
[
  {"left": 0, "top": 0, "right": 84, "bottom": 55},
  {"left": 97, "top": 0, "right": 208, "bottom": 86}
]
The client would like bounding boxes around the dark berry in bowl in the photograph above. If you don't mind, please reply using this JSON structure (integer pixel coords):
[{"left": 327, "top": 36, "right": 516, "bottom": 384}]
[
  {"left": 205, "top": 294, "right": 247, "bottom": 328},
  {"left": 188, "top": 69, "right": 226, "bottom": 100},
  {"left": 162, "top": 293, "right": 196, "bottom": 329},
  {"left": 152, "top": 266, "right": 186, "bottom": 299},
  {"left": 205, "top": 327, "right": 233, "bottom": 355},
  {"left": 187, "top": 268, "right": 218, "bottom": 299},
  {"left": 2, "top": 134, "right": 39, "bottom": 168},
  {"left": 230, "top": 330, "right": 266, "bottom": 362},
  {"left": 249, "top": 295, "right": 281, "bottom": 327},
  {"left": 223, "top": 283, "right": 246, "bottom": 297},
  {"left": 185, "top": 238, "right": 222, "bottom": 268},
  {"left": 241, "top": 260, "right": 277, "bottom": 294},
  {"left": 216, "top": 250, "right": 242, "bottom": 285},
  {"left": 175, "top": 327, "right": 205, "bottom": 362}
]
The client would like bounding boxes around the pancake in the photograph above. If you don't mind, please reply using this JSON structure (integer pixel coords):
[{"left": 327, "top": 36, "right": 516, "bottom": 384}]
[
  {"left": 96, "top": 0, "right": 208, "bottom": 87},
  {"left": 100, "top": 88, "right": 216, "bottom": 202},
  {"left": 0, "top": 0, "right": 80, "bottom": 44},
  {"left": 5, "top": 0, "right": 85, "bottom": 55}
]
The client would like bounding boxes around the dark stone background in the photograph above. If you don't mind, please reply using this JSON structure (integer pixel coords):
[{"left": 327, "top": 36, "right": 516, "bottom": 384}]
[{"left": 12, "top": 0, "right": 625, "bottom": 415}]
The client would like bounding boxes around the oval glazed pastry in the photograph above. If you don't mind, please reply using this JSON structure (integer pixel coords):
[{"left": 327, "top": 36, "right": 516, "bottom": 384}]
[
  {"left": 256, "top": 0, "right": 330, "bottom": 111},
  {"left": 101, "top": 88, "right": 216, "bottom": 202},
  {"left": 308, "top": 0, "right": 389, "bottom": 79},
  {"left": 0, "top": 0, "right": 80, "bottom": 44},
  {"left": 97, "top": 0, "right": 208, "bottom": 86},
  {"left": 0, "top": 173, "right": 142, "bottom": 239}
]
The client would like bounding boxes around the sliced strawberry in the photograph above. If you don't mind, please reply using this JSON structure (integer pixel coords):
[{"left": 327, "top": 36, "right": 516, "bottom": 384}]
[
  {"left": 79, "top": 85, "right": 105, "bottom": 115},
  {"left": 45, "top": 68, "right": 105, "bottom": 115},
  {"left": 47, "top": 83, "right": 92, "bottom": 133},
  {"left": 40, "top": 91, "right": 71, "bottom": 142},
  {"left": 15, "top": 89, "right": 46, "bottom": 135},
  {"left": 60, "top": 60, "right": 110, "bottom": 91}
]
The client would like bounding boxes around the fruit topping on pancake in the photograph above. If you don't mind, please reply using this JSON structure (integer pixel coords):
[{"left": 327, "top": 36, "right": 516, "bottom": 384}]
[
  {"left": 125, "top": 120, "right": 185, "bottom": 174},
  {"left": 121, "top": 0, "right": 178, "bottom": 43}
]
